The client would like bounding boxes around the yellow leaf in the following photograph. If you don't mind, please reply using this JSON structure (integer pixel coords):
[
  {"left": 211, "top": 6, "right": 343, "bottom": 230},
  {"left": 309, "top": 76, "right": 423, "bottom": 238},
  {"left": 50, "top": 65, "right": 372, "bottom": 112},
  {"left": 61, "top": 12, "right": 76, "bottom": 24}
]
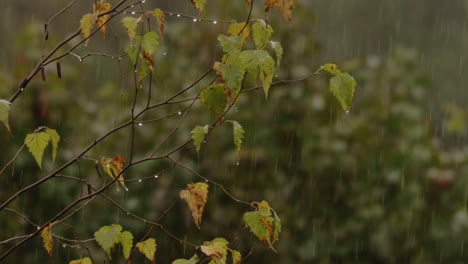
[
  {"left": 201, "top": 237, "right": 228, "bottom": 263},
  {"left": 264, "top": 0, "right": 295, "bottom": 22},
  {"left": 70, "top": 257, "right": 92, "bottom": 264},
  {"left": 80, "top": 13, "right": 96, "bottom": 46},
  {"left": 136, "top": 238, "right": 157, "bottom": 264},
  {"left": 227, "top": 23, "right": 251, "bottom": 46},
  {"left": 93, "top": 2, "right": 112, "bottom": 37},
  {"left": 190, "top": 0, "right": 207, "bottom": 16},
  {"left": 180, "top": 182, "right": 209, "bottom": 228},
  {"left": 153, "top": 8, "right": 165, "bottom": 37},
  {"left": 101, "top": 156, "right": 127, "bottom": 190},
  {"left": 41, "top": 224, "right": 53, "bottom": 257}
]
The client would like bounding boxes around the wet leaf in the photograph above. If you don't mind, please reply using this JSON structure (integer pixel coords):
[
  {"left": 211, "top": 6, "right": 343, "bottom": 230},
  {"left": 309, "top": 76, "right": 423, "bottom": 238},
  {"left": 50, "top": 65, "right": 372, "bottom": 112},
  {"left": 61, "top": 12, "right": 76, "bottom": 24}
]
[
  {"left": 93, "top": 2, "right": 112, "bottom": 37},
  {"left": 214, "top": 63, "right": 244, "bottom": 103},
  {"left": 330, "top": 72, "right": 356, "bottom": 111},
  {"left": 191, "top": 0, "right": 207, "bottom": 15},
  {"left": 136, "top": 238, "right": 157, "bottom": 264},
  {"left": 69, "top": 257, "right": 92, "bottom": 264},
  {"left": 172, "top": 254, "right": 199, "bottom": 264},
  {"left": 122, "top": 16, "right": 141, "bottom": 41},
  {"left": 100, "top": 156, "right": 127, "bottom": 190},
  {"left": 265, "top": 0, "right": 295, "bottom": 22},
  {"left": 139, "top": 31, "right": 159, "bottom": 66},
  {"left": 80, "top": 13, "right": 95, "bottom": 46},
  {"left": 243, "top": 200, "right": 281, "bottom": 250},
  {"left": 231, "top": 250, "right": 241, "bottom": 264},
  {"left": 118, "top": 231, "right": 133, "bottom": 260},
  {"left": 201, "top": 237, "right": 229, "bottom": 264},
  {"left": 226, "top": 120, "right": 245, "bottom": 161},
  {"left": 228, "top": 23, "right": 250, "bottom": 45},
  {"left": 41, "top": 224, "right": 53, "bottom": 257},
  {"left": 252, "top": 20, "right": 273, "bottom": 49},
  {"left": 0, "top": 99, "right": 11, "bottom": 133},
  {"left": 201, "top": 84, "right": 227, "bottom": 118},
  {"left": 94, "top": 224, "right": 122, "bottom": 258},
  {"left": 25, "top": 128, "right": 60, "bottom": 169},
  {"left": 218, "top": 35, "right": 243, "bottom": 63},
  {"left": 180, "top": 182, "right": 209, "bottom": 228},
  {"left": 153, "top": 8, "right": 165, "bottom": 37},
  {"left": 191, "top": 125, "right": 209, "bottom": 154},
  {"left": 321, "top": 63, "right": 341, "bottom": 76},
  {"left": 269, "top": 41, "right": 283, "bottom": 67},
  {"left": 240, "top": 50, "right": 275, "bottom": 98}
]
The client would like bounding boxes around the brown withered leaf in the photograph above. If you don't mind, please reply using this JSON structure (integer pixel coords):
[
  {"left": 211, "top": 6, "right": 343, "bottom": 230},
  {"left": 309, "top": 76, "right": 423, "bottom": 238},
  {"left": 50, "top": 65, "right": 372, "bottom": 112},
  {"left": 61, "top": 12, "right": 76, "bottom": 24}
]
[
  {"left": 265, "top": 0, "right": 295, "bottom": 22},
  {"left": 180, "top": 182, "right": 209, "bottom": 228},
  {"left": 93, "top": 2, "right": 112, "bottom": 37},
  {"left": 101, "top": 155, "right": 127, "bottom": 190}
]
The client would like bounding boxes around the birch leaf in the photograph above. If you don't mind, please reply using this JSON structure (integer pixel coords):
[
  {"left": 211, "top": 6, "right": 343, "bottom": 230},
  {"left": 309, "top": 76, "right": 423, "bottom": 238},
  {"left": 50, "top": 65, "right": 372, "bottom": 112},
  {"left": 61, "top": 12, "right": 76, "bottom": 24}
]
[
  {"left": 201, "top": 238, "right": 229, "bottom": 264},
  {"left": 265, "top": 0, "right": 295, "bottom": 22},
  {"left": 180, "top": 182, "right": 209, "bottom": 228},
  {"left": 93, "top": 2, "right": 112, "bottom": 37},
  {"left": 69, "top": 257, "right": 92, "bottom": 264},
  {"left": 252, "top": 20, "right": 273, "bottom": 49},
  {"left": 80, "top": 13, "right": 95, "bottom": 46},
  {"left": 41, "top": 224, "right": 53, "bottom": 257},
  {"left": 191, "top": 0, "right": 207, "bottom": 15},
  {"left": 0, "top": 99, "right": 11, "bottom": 133},
  {"left": 191, "top": 125, "right": 209, "bottom": 154},
  {"left": 118, "top": 231, "right": 133, "bottom": 260},
  {"left": 201, "top": 84, "right": 227, "bottom": 118},
  {"left": 172, "top": 254, "right": 199, "bottom": 264},
  {"left": 122, "top": 16, "right": 141, "bottom": 41},
  {"left": 100, "top": 156, "right": 127, "bottom": 190},
  {"left": 153, "top": 8, "right": 165, "bottom": 37},
  {"left": 94, "top": 224, "right": 122, "bottom": 258},
  {"left": 136, "top": 238, "right": 157, "bottom": 264}
]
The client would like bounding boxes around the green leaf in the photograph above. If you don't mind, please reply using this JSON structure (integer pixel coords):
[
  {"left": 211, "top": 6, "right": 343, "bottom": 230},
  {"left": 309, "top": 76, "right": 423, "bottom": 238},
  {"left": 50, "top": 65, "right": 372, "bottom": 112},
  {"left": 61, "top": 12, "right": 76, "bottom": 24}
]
[
  {"left": 94, "top": 224, "right": 122, "bottom": 259},
  {"left": 226, "top": 120, "right": 245, "bottom": 161},
  {"left": 25, "top": 128, "right": 60, "bottom": 168},
  {"left": 269, "top": 41, "right": 283, "bottom": 67},
  {"left": 47, "top": 128, "right": 60, "bottom": 161},
  {"left": 190, "top": 0, "right": 207, "bottom": 15},
  {"left": 218, "top": 35, "right": 243, "bottom": 63},
  {"left": 0, "top": 99, "right": 11, "bottom": 133},
  {"left": 231, "top": 250, "right": 241, "bottom": 264},
  {"left": 201, "top": 238, "right": 229, "bottom": 264},
  {"left": 252, "top": 20, "right": 273, "bottom": 49},
  {"left": 201, "top": 84, "right": 227, "bottom": 118},
  {"left": 243, "top": 201, "right": 281, "bottom": 251},
  {"left": 152, "top": 8, "right": 165, "bottom": 36},
  {"left": 330, "top": 72, "right": 356, "bottom": 111},
  {"left": 191, "top": 125, "right": 209, "bottom": 154},
  {"left": 172, "top": 254, "right": 199, "bottom": 264},
  {"left": 240, "top": 50, "right": 275, "bottom": 98},
  {"left": 121, "top": 16, "right": 141, "bottom": 41},
  {"left": 140, "top": 31, "right": 159, "bottom": 55},
  {"left": 69, "top": 257, "right": 92, "bottom": 264},
  {"left": 118, "top": 231, "right": 133, "bottom": 260},
  {"left": 125, "top": 45, "right": 138, "bottom": 64},
  {"left": 321, "top": 63, "right": 341, "bottom": 76},
  {"left": 215, "top": 63, "right": 244, "bottom": 103},
  {"left": 136, "top": 238, "right": 157, "bottom": 264},
  {"left": 227, "top": 23, "right": 250, "bottom": 45}
]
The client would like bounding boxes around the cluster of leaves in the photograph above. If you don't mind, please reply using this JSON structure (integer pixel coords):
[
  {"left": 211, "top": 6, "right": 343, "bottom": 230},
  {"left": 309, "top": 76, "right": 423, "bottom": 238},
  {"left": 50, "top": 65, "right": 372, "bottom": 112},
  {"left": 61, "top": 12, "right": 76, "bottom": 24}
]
[{"left": 0, "top": 0, "right": 363, "bottom": 263}]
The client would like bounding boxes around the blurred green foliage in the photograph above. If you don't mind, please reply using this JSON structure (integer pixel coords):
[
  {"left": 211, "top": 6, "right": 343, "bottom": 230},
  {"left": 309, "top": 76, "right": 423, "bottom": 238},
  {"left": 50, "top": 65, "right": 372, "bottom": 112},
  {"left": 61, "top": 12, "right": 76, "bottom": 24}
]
[{"left": 1, "top": 1, "right": 468, "bottom": 264}]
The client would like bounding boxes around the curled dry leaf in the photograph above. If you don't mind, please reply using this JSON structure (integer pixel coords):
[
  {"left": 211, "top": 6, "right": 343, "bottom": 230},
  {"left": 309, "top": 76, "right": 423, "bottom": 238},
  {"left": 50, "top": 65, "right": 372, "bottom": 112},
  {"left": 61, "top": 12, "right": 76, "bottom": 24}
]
[{"left": 180, "top": 182, "right": 209, "bottom": 228}]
